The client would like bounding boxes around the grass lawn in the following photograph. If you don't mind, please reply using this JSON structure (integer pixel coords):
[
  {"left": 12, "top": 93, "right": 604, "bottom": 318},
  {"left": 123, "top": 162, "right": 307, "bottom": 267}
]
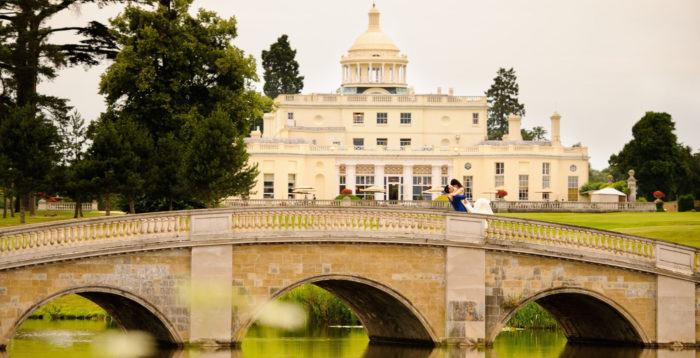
[
  {"left": 0, "top": 210, "right": 118, "bottom": 228},
  {"left": 29, "top": 294, "right": 108, "bottom": 320},
  {"left": 500, "top": 212, "right": 700, "bottom": 248}
]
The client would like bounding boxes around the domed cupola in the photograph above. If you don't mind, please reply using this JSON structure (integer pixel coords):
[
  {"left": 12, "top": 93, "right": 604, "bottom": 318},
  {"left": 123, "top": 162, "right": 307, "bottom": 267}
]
[{"left": 340, "top": 4, "right": 409, "bottom": 95}]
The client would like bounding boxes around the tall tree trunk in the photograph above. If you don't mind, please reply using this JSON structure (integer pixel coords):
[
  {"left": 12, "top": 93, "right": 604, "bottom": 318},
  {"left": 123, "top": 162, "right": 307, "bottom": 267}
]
[
  {"left": 10, "top": 195, "right": 14, "bottom": 218},
  {"left": 74, "top": 197, "right": 81, "bottom": 219},
  {"left": 29, "top": 193, "right": 36, "bottom": 216},
  {"left": 105, "top": 191, "right": 111, "bottom": 216},
  {"left": 168, "top": 197, "right": 173, "bottom": 211},
  {"left": 19, "top": 192, "right": 25, "bottom": 224},
  {"left": 206, "top": 198, "right": 211, "bottom": 209},
  {"left": 2, "top": 189, "right": 7, "bottom": 219},
  {"left": 128, "top": 194, "right": 135, "bottom": 214}
]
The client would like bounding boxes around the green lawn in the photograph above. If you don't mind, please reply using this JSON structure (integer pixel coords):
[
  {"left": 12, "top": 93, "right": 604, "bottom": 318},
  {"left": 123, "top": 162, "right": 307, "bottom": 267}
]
[
  {"left": 29, "top": 294, "right": 108, "bottom": 320},
  {"left": 500, "top": 212, "right": 700, "bottom": 248},
  {"left": 0, "top": 210, "right": 117, "bottom": 228}
]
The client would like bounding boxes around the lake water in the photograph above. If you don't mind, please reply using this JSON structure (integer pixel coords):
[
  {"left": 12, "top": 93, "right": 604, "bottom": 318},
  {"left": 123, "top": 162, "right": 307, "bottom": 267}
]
[{"left": 5, "top": 320, "right": 696, "bottom": 358}]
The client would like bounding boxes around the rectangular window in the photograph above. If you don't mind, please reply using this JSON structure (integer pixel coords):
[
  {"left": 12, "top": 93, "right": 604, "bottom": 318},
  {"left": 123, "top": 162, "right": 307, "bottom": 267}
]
[
  {"left": 400, "top": 138, "right": 411, "bottom": 147},
  {"left": 542, "top": 192, "right": 550, "bottom": 201},
  {"left": 286, "top": 112, "right": 295, "bottom": 127},
  {"left": 376, "top": 138, "right": 387, "bottom": 146},
  {"left": 412, "top": 175, "right": 432, "bottom": 200},
  {"left": 495, "top": 162, "right": 505, "bottom": 187},
  {"left": 287, "top": 112, "right": 294, "bottom": 120},
  {"left": 568, "top": 176, "right": 579, "bottom": 201},
  {"left": 332, "top": 141, "right": 341, "bottom": 145},
  {"left": 542, "top": 162, "right": 551, "bottom": 189},
  {"left": 353, "top": 112, "right": 364, "bottom": 124},
  {"left": 400, "top": 112, "right": 412, "bottom": 124},
  {"left": 441, "top": 176, "right": 449, "bottom": 187},
  {"left": 519, "top": 175, "right": 529, "bottom": 201},
  {"left": 263, "top": 174, "right": 274, "bottom": 199},
  {"left": 376, "top": 112, "right": 388, "bottom": 124},
  {"left": 287, "top": 173, "right": 296, "bottom": 199},
  {"left": 353, "top": 138, "right": 364, "bottom": 149},
  {"left": 472, "top": 113, "right": 479, "bottom": 125},
  {"left": 463, "top": 176, "right": 473, "bottom": 201},
  {"left": 355, "top": 175, "right": 375, "bottom": 200},
  {"left": 339, "top": 175, "right": 346, "bottom": 194}
]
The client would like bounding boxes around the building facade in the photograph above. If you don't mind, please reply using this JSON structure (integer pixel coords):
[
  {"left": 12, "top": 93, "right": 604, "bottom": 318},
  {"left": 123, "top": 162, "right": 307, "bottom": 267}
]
[{"left": 245, "top": 5, "right": 588, "bottom": 201}]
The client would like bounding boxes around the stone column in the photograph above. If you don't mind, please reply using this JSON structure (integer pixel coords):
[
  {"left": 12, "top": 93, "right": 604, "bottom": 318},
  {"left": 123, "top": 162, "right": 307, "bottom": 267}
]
[
  {"left": 445, "top": 246, "right": 486, "bottom": 345},
  {"left": 392, "top": 64, "right": 396, "bottom": 83},
  {"left": 375, "top": 165, "right": 385, "bottom": 200},
  {"left": 346, "top": 164, "right": 356, "bottom": 196},
  {"left": 402, "top": 165, "right": 412, "bottom": 201},
  {"left": 431, "top": 165, "right": 442, "bottom": 200},
  {"left": 627, "top": 170, "right": 637, "bottom": 202},
  {"left": 189, "top": 212, "right": 234, "bottom": 346},
  {"left": 656, "top": 276, "right": 695, "bottom": 345}
]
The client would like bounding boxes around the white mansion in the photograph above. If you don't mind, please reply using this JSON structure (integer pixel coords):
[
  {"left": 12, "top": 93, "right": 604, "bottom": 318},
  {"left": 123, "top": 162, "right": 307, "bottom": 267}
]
[{"left": 245, "top": 5, "right": 588, "bottom": 201}]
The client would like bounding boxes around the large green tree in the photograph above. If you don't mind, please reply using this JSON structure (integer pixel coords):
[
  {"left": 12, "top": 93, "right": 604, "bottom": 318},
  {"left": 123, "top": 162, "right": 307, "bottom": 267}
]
[
  {"left": 0, "top": 105, "right": 60, "bottom": 223},
  {"left": 181, "top": 108, "right": 258, "bottom": 208},
  {"left": 262, "top": 34, "right": 304, "bottom": 99},
  {"left": 608, "top": 112, "right": 690, "bottom": 200},
  {"left": 99, "top": 0, "right": 270, "bottom": 210},
  {"left": 485, "top": 68, "right": 526, "bottom": 140},
  {"left": 521, "top": 126, "right": 547, "bottom": 141}
]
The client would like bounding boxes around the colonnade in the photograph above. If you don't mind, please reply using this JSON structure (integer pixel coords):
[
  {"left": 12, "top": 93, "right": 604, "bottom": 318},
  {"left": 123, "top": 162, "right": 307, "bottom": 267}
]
[
  {"left": 337, "top": 163, "right": 452, "bottom": 200},
  {"left": 342, "top": 63, "right": 407, "bottom": 84}
]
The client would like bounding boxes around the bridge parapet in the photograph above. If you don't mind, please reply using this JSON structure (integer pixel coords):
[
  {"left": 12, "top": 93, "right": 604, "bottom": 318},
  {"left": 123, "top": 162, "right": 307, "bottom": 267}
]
[{"left": 0, "top": 207, "right": 697, "bottom": 281}]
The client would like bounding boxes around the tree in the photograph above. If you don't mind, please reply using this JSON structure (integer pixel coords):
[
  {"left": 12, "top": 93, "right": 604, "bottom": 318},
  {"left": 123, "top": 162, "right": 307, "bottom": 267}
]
[
  {"left": 521, "top": 126, "right": 547, "bottom": 141},
  {"left": 0, "top": 0, "right": 132, "bottom": 113},
  {"left": 55, "top": 111, "right": 92, "bottom": 218},
  {"left": 485, "top": 68, "right": 526, "bottom": 140},
  {"left": 608, "top": 112, "right": 690, "bottom": 200},
  {"left": 181, "top": 108, "right": 258, "bottom": 208},
  {"left": 99, "top": 0, "right": 271, "bottom": 210},
  {"left": 0, "top": 105, "right": 60, "bottom": 223},
  {"left": 262, "top": 34, "right": 304, "bottom": 99}
]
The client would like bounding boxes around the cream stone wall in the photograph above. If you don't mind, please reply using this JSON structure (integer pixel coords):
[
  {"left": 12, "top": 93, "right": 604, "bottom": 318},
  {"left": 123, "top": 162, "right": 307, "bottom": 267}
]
[
  {"left": 230, "top": 244, "right": 446, "bottom": 341},
  {"left": 485, "top": 252, "right": 657, "bottom": 343},
  {"left": 0, "top": 250, "right": 192, "bottom": 345}
]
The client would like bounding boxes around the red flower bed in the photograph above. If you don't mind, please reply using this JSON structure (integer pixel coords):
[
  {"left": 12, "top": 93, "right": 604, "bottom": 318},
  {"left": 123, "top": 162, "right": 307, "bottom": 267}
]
[
  {"left": 341, "top": 188, "right": 353, "bottom": 195},
  {"left": 496, "top": 190, "right": 508, "bottom": 198},
  {"left": 653, "top": 191, "right": 666, "bottom": 199}
]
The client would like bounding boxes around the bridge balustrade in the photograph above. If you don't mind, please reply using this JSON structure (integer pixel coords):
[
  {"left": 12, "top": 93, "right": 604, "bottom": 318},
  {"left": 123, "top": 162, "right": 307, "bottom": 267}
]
[{"left": 0, "top": 207, "right": 696, "bottom": 279}]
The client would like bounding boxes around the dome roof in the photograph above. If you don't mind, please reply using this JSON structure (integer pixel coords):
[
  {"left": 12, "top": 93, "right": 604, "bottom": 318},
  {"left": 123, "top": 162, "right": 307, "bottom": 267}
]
[{"left": 348, "top": 6, "right": 400, "bottom": 53}]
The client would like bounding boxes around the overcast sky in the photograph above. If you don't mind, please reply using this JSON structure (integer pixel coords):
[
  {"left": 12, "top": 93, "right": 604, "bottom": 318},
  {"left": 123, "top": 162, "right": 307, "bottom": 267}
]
[{"left": 43, "top": 0, "right": 700, "bottom": 170}]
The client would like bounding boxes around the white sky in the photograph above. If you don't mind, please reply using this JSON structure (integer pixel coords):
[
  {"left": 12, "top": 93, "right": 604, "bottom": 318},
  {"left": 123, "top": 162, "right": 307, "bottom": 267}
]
[{"left": 42, "top": 0, "right": 700, "bottom": 170}]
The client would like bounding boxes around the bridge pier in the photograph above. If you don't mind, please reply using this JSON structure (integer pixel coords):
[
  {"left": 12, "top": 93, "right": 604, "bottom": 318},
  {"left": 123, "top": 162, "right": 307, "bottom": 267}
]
[
  {"left": 656, "top": 276, "right": 695, "bottom": 346},
  {"left": 445, "top": 247, "right": 486, "bottom": 346}
]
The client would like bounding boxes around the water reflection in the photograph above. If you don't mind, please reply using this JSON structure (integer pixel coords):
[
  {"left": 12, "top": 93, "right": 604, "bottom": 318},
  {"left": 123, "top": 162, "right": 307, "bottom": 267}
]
[{"left": 6, "top": 320, "right": 699, "bottom": 358}]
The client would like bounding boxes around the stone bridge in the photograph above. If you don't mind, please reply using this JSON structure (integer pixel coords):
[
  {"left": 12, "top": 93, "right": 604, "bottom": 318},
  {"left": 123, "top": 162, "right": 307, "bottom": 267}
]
[{"left": 0, "top": 206, "right": 698, "bottom": 349}]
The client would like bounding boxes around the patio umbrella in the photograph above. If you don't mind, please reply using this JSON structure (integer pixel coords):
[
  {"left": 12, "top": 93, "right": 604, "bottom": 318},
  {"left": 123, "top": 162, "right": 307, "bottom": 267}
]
[
  {"left": 422, "top": 187, "right": 446, "bottom": 195},
  {"left": 360, "top": 186, "right": 386, "bottom": 193}
]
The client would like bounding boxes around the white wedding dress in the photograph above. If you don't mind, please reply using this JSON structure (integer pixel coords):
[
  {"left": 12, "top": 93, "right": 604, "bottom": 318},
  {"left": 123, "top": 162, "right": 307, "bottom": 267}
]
[{"left": 463, "top": 198, "right": 493, "bottom": 215}]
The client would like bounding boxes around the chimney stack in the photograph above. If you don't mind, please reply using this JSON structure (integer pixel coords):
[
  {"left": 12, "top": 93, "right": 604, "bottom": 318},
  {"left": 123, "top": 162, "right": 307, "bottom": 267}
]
[
  {"left": 437, "top": 87, "right": 442, "bottom": 95},
  {"left": 503, "top": 114, "right": 522, "bottom": 141},
  {"left": 550, "top": 112, "right": 561, "bottom": 146},
  {"left": 448, "top": 88, "right": 454, "bottom": 96}
]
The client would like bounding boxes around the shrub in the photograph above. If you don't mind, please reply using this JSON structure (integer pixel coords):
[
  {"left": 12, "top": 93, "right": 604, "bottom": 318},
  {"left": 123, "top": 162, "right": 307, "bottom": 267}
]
[
  {"left": 433, "top": 195, "right": 449, "bottom": 201},
  {"left": 655, "top": 200, "right": 664, "bottom": 212},
  {"left": 653, "top": 191, "right": 666, "bottom": 199},
  {"left": 678, "top": 194, "right": 695, "bottom": 212},
  {"left": 636, "top": 197, "right": 647, "bottom": 202},
  {"left": 496, "top": 190, "right": 508, "bottom": 198},
  {"left": 334, "top": 194, "right": 360, "bottom": 200}
]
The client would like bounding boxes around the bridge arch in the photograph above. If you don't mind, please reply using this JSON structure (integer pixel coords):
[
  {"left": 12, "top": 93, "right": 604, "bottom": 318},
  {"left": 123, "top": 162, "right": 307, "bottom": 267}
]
[
  {"left": 237, "top": 274, "right": 439, "bottom": 346},
  {"left": 488, "top": 287, "right": 650, "bottom": 346},
  {"left": 10, "top": 286, "right": 183, "bottom": 347}
]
